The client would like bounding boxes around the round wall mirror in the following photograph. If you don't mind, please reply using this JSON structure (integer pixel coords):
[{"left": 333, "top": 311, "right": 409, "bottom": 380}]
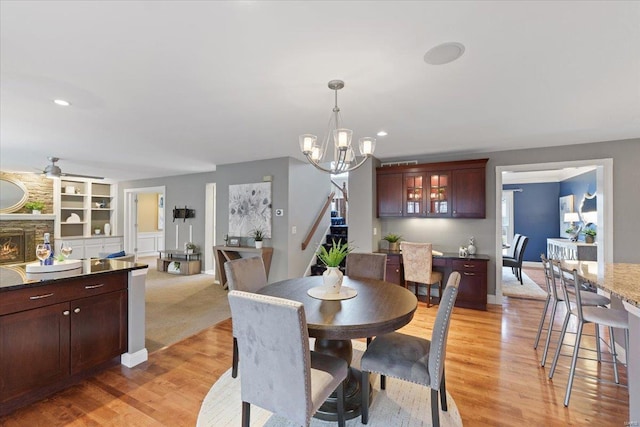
[
  {"left": 0, "top": 177, "right": 29, "bottom": 213},
  {"left": 579, "top": 192, "right": 597, "bottom": 226}
]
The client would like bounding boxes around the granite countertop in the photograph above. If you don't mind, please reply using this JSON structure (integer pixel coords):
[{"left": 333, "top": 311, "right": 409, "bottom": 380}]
[
  {"left": 560, "top": 260, "right": 640, "bottom": 308},
  {"left": 0, "top": 259, "right": 148, "bottom": 291}
]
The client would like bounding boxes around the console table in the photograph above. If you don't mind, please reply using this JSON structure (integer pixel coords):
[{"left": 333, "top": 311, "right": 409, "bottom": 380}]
[
  {"left": 214, "top": 245, "right": 273, "bottom": 289},
  {"left": 157, "top": 250, "right": 201, "bottom": 275},
  {"left": 547, "top": 238, "right": 597, "bottom": 261},
  {"left": 377, "top": 249, "right": 489, "bottom": 310}
]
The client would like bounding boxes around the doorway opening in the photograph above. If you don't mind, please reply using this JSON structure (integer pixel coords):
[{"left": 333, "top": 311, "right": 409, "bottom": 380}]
[
  {"left": 494, "top": 159, "right": 613, "bottom": 303},
  {"left": 124, "top": 186, "right": 166, "bottom": 259}
]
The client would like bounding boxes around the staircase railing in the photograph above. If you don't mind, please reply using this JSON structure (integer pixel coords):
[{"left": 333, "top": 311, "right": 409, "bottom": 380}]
[{"left": 301, "top": 191, "right": 335, "bottom": 250}]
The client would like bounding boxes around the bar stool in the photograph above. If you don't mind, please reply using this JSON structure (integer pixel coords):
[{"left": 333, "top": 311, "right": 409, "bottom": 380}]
[
  {"left": 534, "top": 255, "right": 610, "bottom": 367},
  {"left": 548, "top": 263, "right": 629, "bottom": 406}
]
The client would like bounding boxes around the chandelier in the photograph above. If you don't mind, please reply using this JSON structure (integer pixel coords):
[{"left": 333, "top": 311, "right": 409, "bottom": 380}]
[{"left": 299, "top": 80, "right": 375, "bottom": 174}]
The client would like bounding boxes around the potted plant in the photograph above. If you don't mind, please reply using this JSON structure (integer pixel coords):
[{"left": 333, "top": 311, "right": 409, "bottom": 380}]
[
  {"left": 185, "top": 242, "right": 197, "bottom": 254},
  {"left": 25, "top": 201, "right": 45, "bottom": 214},
  {"left": 382, "top": 233, "right": 402, "bottom": 251},
  {"left": 250, "top": 228, "right": 265, "bottom": 249},
  {"left": 582, "top": 228, "right": 597, "bottom": 244},
  {"left": 316, "top": 239, "right": 352, "bottom": 294}
]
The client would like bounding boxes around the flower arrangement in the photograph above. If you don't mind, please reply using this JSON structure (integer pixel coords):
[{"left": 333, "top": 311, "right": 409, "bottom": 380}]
[{"left": 317, "top": 239, "right": 352, "bottom": 267}]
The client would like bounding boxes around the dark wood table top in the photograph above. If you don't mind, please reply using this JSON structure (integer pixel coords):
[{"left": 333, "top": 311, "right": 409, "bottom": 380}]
[{"left": 257, "top": 275, "right": 418, "bottom": 340}]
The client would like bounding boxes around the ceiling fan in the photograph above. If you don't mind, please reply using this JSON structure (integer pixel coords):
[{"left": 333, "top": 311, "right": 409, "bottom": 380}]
[{"left": 39, "top": 156, "right": 104, "bottom": 180}]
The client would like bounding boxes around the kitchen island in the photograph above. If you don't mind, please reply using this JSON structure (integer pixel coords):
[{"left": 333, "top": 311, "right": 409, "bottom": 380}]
[
  {"left": 560, "top": 261, "right": 640, "bottom": 423},
  {"left": 0, "top": 259, "right": 148, "bottom": 416}
]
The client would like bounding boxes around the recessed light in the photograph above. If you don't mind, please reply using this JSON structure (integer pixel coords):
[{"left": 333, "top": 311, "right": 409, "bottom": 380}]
[
  {"left": 53, "top": 99, "right": 71, "bottom": 106},
  {"left": 424, "top": 42, "right": 465, "bottom": 65},
  {"left": 377, "top": 131, "right": 388, "bottom": 137}
]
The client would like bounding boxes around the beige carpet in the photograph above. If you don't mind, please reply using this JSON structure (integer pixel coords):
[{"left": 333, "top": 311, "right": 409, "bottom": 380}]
[
  {"left": 144, "top": 258, "right": 230, "bottom": 353},
  {"left": 502, "top": 267, "right": 547, "bottom": 300},
  {"left": 196, "top": 340, "right": 463, "bottom": 427}
]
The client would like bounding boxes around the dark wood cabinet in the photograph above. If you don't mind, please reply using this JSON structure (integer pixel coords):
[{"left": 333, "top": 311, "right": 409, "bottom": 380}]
[
  {"left": 376, "top": 173, "right": 403, "bottom": 217},
  {"left": 451, "top": 259, "right": 488, "bottom": 310},
  {"left": 376, "top": 159, "right": 488, "bottom": 218},
  {"left": 384, "top": 253, "right": 403, "bottom": 284},
  {"left": 0, "top": 272, "right": 128, "bottom": 415}
]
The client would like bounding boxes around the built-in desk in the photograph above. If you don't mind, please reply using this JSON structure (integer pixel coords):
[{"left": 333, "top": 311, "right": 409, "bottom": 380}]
[
  {"left": 377, "top": 250, "right": 489, "bottom": 310},
  {"left": 214, "top": 245, "right": 273, "bottom": 289},
  {"left": 547, "top": 238, "right": 597, "bottom": 261}
]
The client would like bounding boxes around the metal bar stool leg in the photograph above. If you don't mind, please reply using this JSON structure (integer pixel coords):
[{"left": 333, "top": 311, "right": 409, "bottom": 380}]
[
  {"left": 534, "top": 295, "right": 551, "bottom": 349},
  {"left": 595, "top": 323, "right": 602, "bottom": 362},
  {"left": 541, "top": 300, "right": 559, "bottom": 367},
  {"left": 609, "top": 326, "right": 620, "bottom": 384},
  {"left": 549, "top": 311, "right": 571, "bottom": 379},
  {"left": 564, "top": 322, "right": 584, "bottom": 407}
]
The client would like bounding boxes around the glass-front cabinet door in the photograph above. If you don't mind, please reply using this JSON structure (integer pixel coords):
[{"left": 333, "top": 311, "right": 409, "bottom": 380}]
[
  {"left": 404, "top": 173, "right": 425, "bottom": 216},
  {"left": 427, "top": 171, "right": 450, "bottom": 216}
]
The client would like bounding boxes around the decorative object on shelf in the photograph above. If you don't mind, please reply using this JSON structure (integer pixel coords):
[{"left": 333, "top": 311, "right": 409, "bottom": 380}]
[
  {"left": 564, "top": 212, "right": 581, "bottom": 242},
  {"left": 459, "top": 246, "right": 468, "bottom": 257},
  {"left": 227, "top": 237, "right": 240, "bottom": 247},
  {"left": 66, "top": 213, "right": 81, "bottom": 223},
  {"left": 582, "top": 227, "right": 597, "bottom": 244},
  {"left": 185, "top": 242, "right": 197, "bottom": 254},
  {"left": 382, "top": 233, "right": 402, "bottom": 251},
  {"left": 299, "top": 79, "right": 376, "bottom": 174},
  {"left": 316, "top": 239, "right": 352, "bottom": 294},
  {"left": 24, "top": 201, "right": 45, "bottom": 214},
  {"left": 467, "top": 236, "right": 477, "bottom": 255},
  {"left": 223, "top": 234, "right": 229, "bottom": 246},
  {"left": 65, "top": 186, "right": 76, "bottom": 194},
  {"left": 250, "top": 228, "right": 265, "bottom": 249},
  {"left": 173, "top": 206, "right": 195, "bottom": 222},
  {"left": 167, "top": 261, "right": 181, "bottom": 274},
  {"left": 104, "top": 223, "right": 111, "bottom": 236},
  {"left": 94, "top": 228, "right": 102, "bottom": 235}
]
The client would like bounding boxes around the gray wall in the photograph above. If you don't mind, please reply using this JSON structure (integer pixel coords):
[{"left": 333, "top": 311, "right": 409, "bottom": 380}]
[
  {"left": 370, "top": 138, "right": 640, "bottom": 295},
  {"left": 117, "top": 171, "right": 216, "bottom": 253},
  {"left": 348, "top": 158, "right": 381, "bottom": 253}
]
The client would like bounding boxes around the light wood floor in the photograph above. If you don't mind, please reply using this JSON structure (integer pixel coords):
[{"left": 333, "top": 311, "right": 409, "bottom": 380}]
[{"left": 1, "top": 296, "right": 628, "bottom": 426}]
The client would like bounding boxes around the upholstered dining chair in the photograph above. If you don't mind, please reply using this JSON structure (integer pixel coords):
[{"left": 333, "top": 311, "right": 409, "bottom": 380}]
[
  {"left": 345, "top": 252, "right": 387, "bottom": 281},
  {"left": 534, "top": 255, "right": 610, "bottom": 367},
  {"left": 359, "top": 271, "right": 460, "bottom": 427},
  {"left": 400, "top": 242, "right": 443, "bottom": 307},
  {"left": 502, "top": 235, "right": 528, "bottom": 284},
  {"left": 224, "top": 256, "right": 268, "bottom": 378},
  {"left": 228, "top": 290, "right": 347, "bottom": 427},
  {"left": 548, "top": 263, "right": 629, "bottom": 406},
  {"left": 505, "top": 233, "right": 522, "bottom": 259}
]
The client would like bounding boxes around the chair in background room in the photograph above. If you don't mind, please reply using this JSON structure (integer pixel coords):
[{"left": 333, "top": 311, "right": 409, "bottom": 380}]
[
  {"left": 534, "top": 255, "right": 610, "bottom": 367},
  {"left": 360, "top": 272, "right": 461, "bottom": 427},
  {"left": 505, "top": 233, "right": 522, "bottom": 259},
  {"left": 400, "top": 242, "right": 443, "bottom": 307},
  {"left": 502, "top": 235, "right": 529, "bottom": 284},
  {"left": 346, "top": 252, "right": 387, "bottom": 281},
  {"left": 224, "top": 256, "right": 268, "bottom": 378},
  {"left": 548, "top": 264, "right": 629, "bottom": 406},
  {"left": 228, "top": 290, "right": 347, "bottom": 427}
]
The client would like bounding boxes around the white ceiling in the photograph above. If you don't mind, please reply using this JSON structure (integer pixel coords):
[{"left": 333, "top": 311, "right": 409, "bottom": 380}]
[{"left": 1, "top": 1, "right": 639, "bottom": 180}]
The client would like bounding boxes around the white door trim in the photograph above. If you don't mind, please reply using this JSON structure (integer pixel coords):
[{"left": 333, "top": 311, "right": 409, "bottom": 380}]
[
  {"left": 204, "top": 183, "right": 216, "bottom": 276},
  {"left": 124, "top": 186, "right": 166, "bottom": 259}
]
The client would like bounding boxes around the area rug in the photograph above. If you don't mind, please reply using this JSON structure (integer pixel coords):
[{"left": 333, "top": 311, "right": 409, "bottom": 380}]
[
  {"left": 196, "top": 340, "right": 463, "bottom": 427},
  {"left": 502, "top": 267, "right": 546, "bottom": 300},
  {"left": 143, "top": 257, "right": 231, "bottom": 353}
]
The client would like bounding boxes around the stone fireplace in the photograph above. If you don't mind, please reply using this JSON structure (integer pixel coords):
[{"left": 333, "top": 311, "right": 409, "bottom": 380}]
[
  {"left": 0, "top": 216, "right": 53, "bottom": 265},
  {"left": 0, "top": 229, "right": 33, "bottom": 265}
]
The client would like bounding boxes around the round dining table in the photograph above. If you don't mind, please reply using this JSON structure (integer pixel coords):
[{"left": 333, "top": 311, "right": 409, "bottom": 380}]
[{"left": 257, "top": 275, "right": 418, "bottom": 421}]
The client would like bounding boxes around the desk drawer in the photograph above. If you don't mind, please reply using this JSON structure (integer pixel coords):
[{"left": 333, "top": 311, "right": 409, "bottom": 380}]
[{"left": 452, "top": 259, "right": 487, "bottom": 272}]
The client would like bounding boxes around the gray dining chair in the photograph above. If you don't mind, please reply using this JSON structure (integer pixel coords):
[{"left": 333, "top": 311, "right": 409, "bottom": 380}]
[
  {"left": 228, "top": 290, "right": 347, "bottom": 427},
  {"left": 400, "top": 242, "right": 443, "bottom": 307},
  {"left": 360, "top": 271, "right": 461, "bottom": 427},
  {"left": 345, "top": 252, "right": 387, "bottom": 281},
  {"left": 224, "top": 256, "right": 268, "bottom": 378},
  {"left": 548, "top": 263, "right": 629, "bottom": 406}
]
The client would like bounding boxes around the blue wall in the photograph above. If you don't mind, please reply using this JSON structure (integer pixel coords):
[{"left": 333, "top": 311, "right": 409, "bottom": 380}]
[
  {"left": 504, "top": 183, "right": 559, "bottom": 262},
  {"left": 504, "top": 170, "right": 597, "bottom": 262}
]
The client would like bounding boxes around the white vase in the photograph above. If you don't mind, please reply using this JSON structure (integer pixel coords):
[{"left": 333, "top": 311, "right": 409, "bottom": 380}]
[
  {"left": 255, "top": 241, "right": 263, "bottom": 249},
  {"left": 104, "top": 223, "right": 111, "bottom": 236},
  {"left": 468, "top": 244, "right": 476, "bottom": 255},
  {"left": 322, "top": 267, "right": 343, "bottom": 294}
]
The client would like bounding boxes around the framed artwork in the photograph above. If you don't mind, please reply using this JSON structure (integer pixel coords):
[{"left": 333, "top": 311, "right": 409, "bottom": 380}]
[
  {"left": 157, "top": 195, "right": 164, "bottom": 230},
  {"left": 227, "top": 237, "right": 240, "bottom": 247},
  {"left": 228, "top": 182, "right": 272, "bottom": 238},
  {"left": 559, "top": 195, "right": 575, "bottom": 238}
]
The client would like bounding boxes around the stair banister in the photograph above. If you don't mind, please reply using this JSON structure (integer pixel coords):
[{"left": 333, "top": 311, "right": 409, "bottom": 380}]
[{"left": 301, "top": 191, "right": 335, "bottom": 251}]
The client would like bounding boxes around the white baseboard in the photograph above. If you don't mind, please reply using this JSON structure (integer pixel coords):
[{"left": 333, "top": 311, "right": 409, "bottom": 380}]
[
  {"left": 121, "top": 348, "right": 148, "bottom": 367},
  {"left": 487, "top": 294, "right": 499, "bottom": 305},
  {"left": 522, "top": 261, "right": 542, "bottom": 268}
]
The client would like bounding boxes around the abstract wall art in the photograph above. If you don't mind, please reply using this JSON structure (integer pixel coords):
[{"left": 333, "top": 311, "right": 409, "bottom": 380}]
[{"left": 228, "top": 182, "right": 272, "bottom": 238}]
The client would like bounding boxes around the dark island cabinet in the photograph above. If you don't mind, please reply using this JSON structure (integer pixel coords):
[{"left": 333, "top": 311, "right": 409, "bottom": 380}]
[
  {"left": 376, "top": 158, "right": 488, "bottom": 218},
  {"left": 0, "top": 272, "right": 128, "bottom": 416}
]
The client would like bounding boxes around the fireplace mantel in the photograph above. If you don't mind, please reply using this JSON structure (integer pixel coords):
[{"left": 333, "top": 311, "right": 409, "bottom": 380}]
[{"left": 0, "top": 214, "right": 56, "bottom": 221}]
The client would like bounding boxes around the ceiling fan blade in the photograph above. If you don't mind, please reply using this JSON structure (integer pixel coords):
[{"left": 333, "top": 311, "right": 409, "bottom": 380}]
[{"left": 60, "top": 172, "right": 105, "bottom": 180}]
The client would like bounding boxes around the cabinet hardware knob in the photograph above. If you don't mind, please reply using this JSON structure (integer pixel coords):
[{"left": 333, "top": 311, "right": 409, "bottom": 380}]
[
  {"left": 63, "top": 310, "right": 70, "bottom": 316},
  {"left": 74, "top": 308, "right": 80, "bottom": 313},
  {"left": 463, "top": 264, "right": 474, "bottom": 268},
  {"left": 85, "top": 284, "right": 104, "bottom": 289},
  {"left": 29, "top": 293, "right": 54, "bottom": 300},
  {"left": 463, "top": 272, "right": 476, "bottom": 276}
]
